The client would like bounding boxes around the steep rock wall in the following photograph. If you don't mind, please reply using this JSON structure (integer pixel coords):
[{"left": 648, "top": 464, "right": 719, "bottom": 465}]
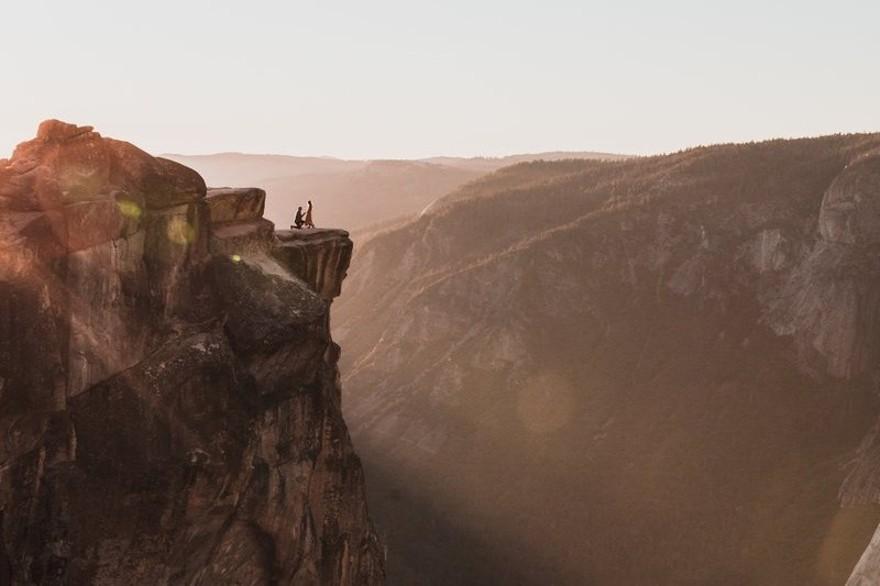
[
  {"left": 275, "top": 230, "right": 353, "bottom": 301},
  {"left": 0, "top": 121, "right": 383, "bottom": 585}
]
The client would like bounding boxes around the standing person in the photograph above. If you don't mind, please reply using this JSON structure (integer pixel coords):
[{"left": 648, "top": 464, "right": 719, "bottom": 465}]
[
  {"left": 293, "top": 206, "right": 305, "bottom": 229},
  {"left": 304, "top": 200, "right": 315, "bottom": 228}
]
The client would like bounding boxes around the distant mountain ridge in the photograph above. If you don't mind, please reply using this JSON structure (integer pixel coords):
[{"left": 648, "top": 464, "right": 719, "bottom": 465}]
[
  {"left": 421, "top": 150, "right": 628, "bottom": 172},
  {"left": 164, "top": 151, "right": 626, "bottom": 232}
]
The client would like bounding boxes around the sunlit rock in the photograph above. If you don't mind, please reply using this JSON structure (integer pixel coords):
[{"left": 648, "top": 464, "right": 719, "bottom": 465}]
[
  {"left": 0, "top": 121, "right": 383, "bottom": 585},
  {"left": 206, "top": 187, "right": 266, "bottom": 224}
]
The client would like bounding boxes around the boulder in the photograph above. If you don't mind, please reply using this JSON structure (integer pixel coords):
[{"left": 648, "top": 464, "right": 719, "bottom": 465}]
[
  {"left": 142, "top": 157, "right": 206, "bottom": 210},
  {"left": 0, "top": 121, "right": 205, "bottom": 214},
  {"left": 35, "top": 119, "right": 95, "bottom": 142},
  {"left": 210, "top": 254, "right": 326, "bottom": 353},
  {"left": 206, "top": 187, "right": 266, "bottom": 224}
]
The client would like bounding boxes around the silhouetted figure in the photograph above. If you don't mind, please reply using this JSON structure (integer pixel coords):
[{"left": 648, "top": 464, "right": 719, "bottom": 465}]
[
  {"left": 293, "top": 206, "right": 305, "bottom": 229},
  {"left": 304, "top": 200, "right": 315, "bottom": 228}
]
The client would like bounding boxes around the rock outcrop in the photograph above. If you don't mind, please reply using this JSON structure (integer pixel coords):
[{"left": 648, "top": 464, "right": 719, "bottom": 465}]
[
  {"left": 0, "top": 121, "right": 383, "bottom": 585},
  {"left": 275, "top": 230, "right": 353, "bottom": 300},
  {"left": 206, "top": 187, "right": 266, "bottom": 225}
]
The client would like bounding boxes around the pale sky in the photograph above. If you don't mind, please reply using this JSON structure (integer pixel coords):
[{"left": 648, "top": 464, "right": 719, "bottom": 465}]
[{"left": 1, "top": 1, "right": 878, "bottom": 159}]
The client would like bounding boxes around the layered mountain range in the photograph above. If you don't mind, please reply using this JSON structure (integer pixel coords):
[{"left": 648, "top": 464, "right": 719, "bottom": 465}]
[
  {"left": 0, "top": 121, "right": 382, "bottom": 585},
  {"left": 335, "top": 134, "right": 880, "bottom": 584},
  {"left": 165, "top": 151, "right": 625, "bottom": 234}
]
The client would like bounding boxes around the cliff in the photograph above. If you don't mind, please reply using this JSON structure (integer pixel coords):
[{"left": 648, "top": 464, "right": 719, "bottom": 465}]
[{"left": 0, "top": 121, "right": 383, "bottom": 585}]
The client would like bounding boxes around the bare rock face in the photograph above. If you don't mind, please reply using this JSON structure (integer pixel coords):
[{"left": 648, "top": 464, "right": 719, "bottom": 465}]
[
  {"left": 0, "top": 121, "right": 383, "bottom": 585},
  {"left": 765, "top": 153, "right": 880, "bottom": 381},
  {"left": 206, "top": 187, "right": 266, "bottom": 224},
  {"left": 275, "top": 230, "right": 354, "bottom": 300},
  {"left": 819, "top": 154, "right": 880, "bottom": 245}
]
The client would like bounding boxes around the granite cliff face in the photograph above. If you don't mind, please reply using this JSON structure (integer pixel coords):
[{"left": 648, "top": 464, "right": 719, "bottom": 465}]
[
  {"left": 336, "top": 135, "right": 880, "bottom": 585},
  {"left": 0, "top": 121, "right": 383, "bottom": 585}
]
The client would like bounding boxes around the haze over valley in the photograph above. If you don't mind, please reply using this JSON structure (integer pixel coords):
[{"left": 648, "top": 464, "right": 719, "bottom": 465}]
[{"left": 165, "top": 151, "right": 625, "bottom": 233}]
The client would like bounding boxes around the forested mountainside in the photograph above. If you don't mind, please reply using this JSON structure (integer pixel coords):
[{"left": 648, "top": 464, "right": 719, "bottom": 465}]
[{"left": 336, "top": 133, "right": 880, "bottom": 585}]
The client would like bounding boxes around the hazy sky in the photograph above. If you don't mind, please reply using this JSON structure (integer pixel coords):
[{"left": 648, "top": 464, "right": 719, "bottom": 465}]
[{"left": 1, "top": 1, "right": 878, "bottom": 159}]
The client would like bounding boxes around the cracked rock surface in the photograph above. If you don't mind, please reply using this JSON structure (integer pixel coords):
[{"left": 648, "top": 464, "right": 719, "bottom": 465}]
[{"left": 0, "top": 121, "right": 382, "bottom": 585}]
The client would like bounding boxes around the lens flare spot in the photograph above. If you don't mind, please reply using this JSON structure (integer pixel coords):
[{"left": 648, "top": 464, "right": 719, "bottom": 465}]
[
  {"left": 117, "top": 199, "right": 142, "bottom": 220},
  {"left": 166, "top": 216, "right": 196, "bottom": 245}
]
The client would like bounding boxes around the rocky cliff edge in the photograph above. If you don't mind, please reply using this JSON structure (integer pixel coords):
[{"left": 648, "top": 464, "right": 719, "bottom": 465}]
[{"left": 0, "top": 120, "right": 383, "bottom": 585}]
